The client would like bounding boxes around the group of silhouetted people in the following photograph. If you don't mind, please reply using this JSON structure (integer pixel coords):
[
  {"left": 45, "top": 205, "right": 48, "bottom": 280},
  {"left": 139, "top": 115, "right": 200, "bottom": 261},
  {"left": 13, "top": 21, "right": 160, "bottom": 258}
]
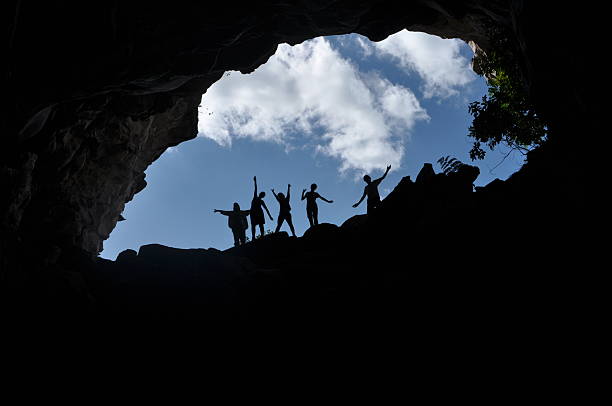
[{"left": 214, "top": 165, "right": 390, "bottom": 247}]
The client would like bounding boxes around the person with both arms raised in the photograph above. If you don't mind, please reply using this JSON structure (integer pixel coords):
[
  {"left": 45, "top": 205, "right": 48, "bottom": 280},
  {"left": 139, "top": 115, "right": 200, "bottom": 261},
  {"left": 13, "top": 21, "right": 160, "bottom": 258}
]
[{"left": 271, "top": 184, "right": 296, "bottom": 237}]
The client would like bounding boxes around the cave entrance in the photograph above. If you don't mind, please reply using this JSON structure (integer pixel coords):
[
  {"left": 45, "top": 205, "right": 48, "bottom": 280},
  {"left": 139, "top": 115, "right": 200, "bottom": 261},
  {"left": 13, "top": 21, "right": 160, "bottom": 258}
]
[{"left": 100, "top": 31, "right": 525, "bottom": 260}]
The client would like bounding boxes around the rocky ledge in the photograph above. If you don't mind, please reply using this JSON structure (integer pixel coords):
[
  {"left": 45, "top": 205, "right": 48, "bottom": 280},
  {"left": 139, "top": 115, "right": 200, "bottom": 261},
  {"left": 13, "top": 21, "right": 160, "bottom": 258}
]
[{"left": 83, "top": 160, "right": 585, "bottom": 321}]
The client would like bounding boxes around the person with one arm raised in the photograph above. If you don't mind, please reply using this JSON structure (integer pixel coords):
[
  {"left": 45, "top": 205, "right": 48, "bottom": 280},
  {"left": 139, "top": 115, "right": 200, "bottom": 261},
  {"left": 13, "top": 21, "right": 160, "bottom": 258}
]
[
  {"left": 214, "top": 203, "right": 250, "bottom": 247},
  {"left": 271, "top": 184, "right": 296, "bottom": 237},
  {"left": 301, "top": 183, "right": 333, "bottom": 227},
  {"left": 352, "top": 165, "right": 391, "bottom": 214},
  {"left": 250, "top": 176, "right": 273, "bottom": 241}
]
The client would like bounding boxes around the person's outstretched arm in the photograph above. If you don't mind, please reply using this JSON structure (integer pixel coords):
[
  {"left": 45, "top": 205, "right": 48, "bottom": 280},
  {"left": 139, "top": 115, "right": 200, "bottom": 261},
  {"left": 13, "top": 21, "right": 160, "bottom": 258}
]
[
  {"left": 319, "top": 194, "right": 333, "bottom": 204},
  {"left": 287, "top": 184, "right": 291, "bottom": 201},
  {"left": 352, "top": 189, "right": 366, "bottom": 208},
  {"left": 375, "top": 165, "right": 391, "bottom": 184},
  {"left": 214, "top": 209, "right": 230, "bottom": 216},
  {"left": 253, "top": 176, "right": 258, "bottom": 198},
  {"left": 301, "top": 189, "right": 307, "bottom": 200},
  {"left": 271, "top": 188, "right": 278, "bottom": 201},
  {"left": 262, "top": 201, "right": 273, "bottom": 220}
]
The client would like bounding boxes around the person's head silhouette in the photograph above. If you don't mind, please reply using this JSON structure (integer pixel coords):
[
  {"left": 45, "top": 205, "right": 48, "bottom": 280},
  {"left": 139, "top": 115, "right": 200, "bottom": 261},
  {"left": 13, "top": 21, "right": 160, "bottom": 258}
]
[
  {"left": 259, "top": 192, "right": 266, "bottom": 198},
  {"left": 363, "top": 175, "right": 371, "bottom": 184},
  {"left": 278, "top": 193, "right": 285, "bottom": 201},
  {"left": 233, "top": 202, "right": 241, "bottom": 211},
  {"left": 311, "top": 183, "right": 317, "bottom": 191}
]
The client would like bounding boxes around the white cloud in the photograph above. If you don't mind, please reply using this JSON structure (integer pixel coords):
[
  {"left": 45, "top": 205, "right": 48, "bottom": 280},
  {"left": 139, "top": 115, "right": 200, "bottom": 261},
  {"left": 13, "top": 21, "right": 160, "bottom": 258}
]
[
  {"left": 368, "top": 30, "right": 477, "bottom": 99},
  {"left": 198, "top": 37, "right": 429, "bottom": 173}
]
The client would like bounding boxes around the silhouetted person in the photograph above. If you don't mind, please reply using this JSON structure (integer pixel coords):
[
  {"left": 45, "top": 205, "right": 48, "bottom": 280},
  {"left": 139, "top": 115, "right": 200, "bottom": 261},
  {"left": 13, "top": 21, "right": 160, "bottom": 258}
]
[
  {"left": 301, "top": 183, "right": 333, "bottom": 227},
  {"left": 250, "top": 176, "right": 273, "bottom": 241},
  {"left": 214, "top": 203, "right": 250, "bottom": 247},
  {"left": 271, "top": 184, "right": 296, "bottom": 237},
  {"left": 353, "top": 165, "right": 391, "bottom": 214}
]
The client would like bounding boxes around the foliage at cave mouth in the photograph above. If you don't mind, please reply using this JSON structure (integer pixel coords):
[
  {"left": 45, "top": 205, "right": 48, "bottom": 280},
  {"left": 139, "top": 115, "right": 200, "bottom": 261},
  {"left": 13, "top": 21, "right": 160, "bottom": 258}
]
[{"left": 467, "top": 27, "right": 548, "bottom": 161}]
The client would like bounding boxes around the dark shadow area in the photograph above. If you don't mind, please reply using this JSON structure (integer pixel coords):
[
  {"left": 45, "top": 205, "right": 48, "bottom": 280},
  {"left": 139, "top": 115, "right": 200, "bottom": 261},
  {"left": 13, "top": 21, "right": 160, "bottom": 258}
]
[{"left": 1, "top": 2, "right": 601, "bottom": 327}]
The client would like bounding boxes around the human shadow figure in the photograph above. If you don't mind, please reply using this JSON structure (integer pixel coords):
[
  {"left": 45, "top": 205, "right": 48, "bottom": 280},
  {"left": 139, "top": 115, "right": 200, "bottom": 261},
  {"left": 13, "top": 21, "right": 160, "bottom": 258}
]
[
  {"left": 214, "top": 203, "right": 250, "bottom": 247},
  {"left": 353, "top": 165, "right": 391, "bottom": 214},
  {"left": 271, "top": 184, "right": 296, "bottom": 237},
  {"left": 301, "top": 183, "right": 333, "bottom": 227},
  {"left": 250, "top": 176, "right": 273, "bottom": 241}
]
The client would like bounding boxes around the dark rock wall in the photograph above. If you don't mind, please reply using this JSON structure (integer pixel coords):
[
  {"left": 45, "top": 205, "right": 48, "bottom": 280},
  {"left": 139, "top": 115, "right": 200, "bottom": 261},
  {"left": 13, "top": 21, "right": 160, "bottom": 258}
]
[
  {"left": 3, "top": 92, "right": 202, "bottom": 272},
  {"left": 2, "top": 1, "right": 601, "bottom": 303}
]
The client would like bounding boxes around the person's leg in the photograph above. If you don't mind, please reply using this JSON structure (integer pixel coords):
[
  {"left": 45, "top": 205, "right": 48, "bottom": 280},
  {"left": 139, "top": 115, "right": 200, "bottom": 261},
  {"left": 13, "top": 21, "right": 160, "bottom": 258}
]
[
  {"left": 307, "top": 208, "right": 314, "bottom": 227},
  {"left": 232, "top": 229, "right": 240, "bottom": 247},
  {"left": 286, "top": 214, "right": 296, "bottom": 237},
  {"left": 313, "top": 205, "right": 319, "bottom": 226},
  {"left": 239, "top": 229, "right": 246, "bottom": 245},
  {"left": 275, "top": 215, "right": 284, "bottom": 233},
  {"left": 251, "top": 222, "right": 256, "bottom": 241},
  {"left": 367, "top": 200, "right": 376, "bottom": 215},
  {"left": 367, "top": 200, "right": 380, "bottom": 215},
  {"left": 259, "top": 223, "right": 265, "bottom": 238}
]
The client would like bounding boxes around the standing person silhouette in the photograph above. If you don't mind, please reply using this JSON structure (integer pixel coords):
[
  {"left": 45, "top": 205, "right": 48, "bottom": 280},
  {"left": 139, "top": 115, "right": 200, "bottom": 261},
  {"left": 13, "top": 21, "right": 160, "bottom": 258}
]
[
  {"left": 250, "top": 176, "right": 273, "bottom": 241},
  {"left": 301, "top": 184, "right": 333, "bottom": 227},
  {"left": 271, "top": 184, "right": 296, "bottom": 237},
  {"left": 214, "top": 203, "right": 250, "bottom": 247},
  {"left": 353, "top": 165, "right": 391, "bottom": 214}
]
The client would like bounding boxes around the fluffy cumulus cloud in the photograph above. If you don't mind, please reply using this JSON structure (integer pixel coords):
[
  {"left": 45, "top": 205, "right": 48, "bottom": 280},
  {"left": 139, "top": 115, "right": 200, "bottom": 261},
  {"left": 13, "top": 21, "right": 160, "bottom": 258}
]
[
  {"left": 198, "top": 37, "right": 430, "bottom": 173},
  {"left": 369, "top": 30, "right": 477, "bottom": 99},
  {"left": 198, "top": 32, "right": 474, "bottom": 173}
]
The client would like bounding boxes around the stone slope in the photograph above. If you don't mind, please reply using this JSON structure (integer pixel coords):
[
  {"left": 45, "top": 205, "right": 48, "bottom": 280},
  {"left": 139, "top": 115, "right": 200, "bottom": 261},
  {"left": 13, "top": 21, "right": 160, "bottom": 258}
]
[{"left": 86, "top": 162, "right": 572, "bottom": 321}]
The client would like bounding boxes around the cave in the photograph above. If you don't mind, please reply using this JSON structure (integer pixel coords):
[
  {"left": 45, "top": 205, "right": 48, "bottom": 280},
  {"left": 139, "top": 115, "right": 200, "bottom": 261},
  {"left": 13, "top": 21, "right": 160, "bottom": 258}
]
[{"left": 3, "top": 1, "right": 599, "bottom": 321}]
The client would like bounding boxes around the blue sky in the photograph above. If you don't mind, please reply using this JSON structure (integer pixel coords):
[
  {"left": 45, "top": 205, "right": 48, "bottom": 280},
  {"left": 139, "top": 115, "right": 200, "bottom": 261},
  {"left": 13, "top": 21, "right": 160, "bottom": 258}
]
[{"left": 100, "top": 31, "right": 526, "bottom": 259}]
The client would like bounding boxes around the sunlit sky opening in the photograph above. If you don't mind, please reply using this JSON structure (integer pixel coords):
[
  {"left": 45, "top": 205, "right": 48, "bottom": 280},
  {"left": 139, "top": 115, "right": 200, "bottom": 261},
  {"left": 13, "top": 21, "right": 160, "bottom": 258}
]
[{"left": 101, "top": 31, "right": 526, "bottom": 259}]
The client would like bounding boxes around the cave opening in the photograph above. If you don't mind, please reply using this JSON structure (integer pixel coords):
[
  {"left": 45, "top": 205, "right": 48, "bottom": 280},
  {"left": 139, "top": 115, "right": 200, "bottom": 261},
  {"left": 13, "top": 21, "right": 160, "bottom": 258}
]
[
  {"left": 100, "top": 31, "right": 525, "bottom": 260},
  {"left": 4, "top": 1, "right": 599, "bottom": 323}
]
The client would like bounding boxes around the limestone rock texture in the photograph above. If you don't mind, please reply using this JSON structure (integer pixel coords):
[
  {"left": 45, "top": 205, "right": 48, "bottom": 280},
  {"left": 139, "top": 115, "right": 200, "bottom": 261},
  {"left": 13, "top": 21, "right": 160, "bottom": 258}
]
[{"left": 1, "top": 1, "right": 601, "bottom": 316}]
